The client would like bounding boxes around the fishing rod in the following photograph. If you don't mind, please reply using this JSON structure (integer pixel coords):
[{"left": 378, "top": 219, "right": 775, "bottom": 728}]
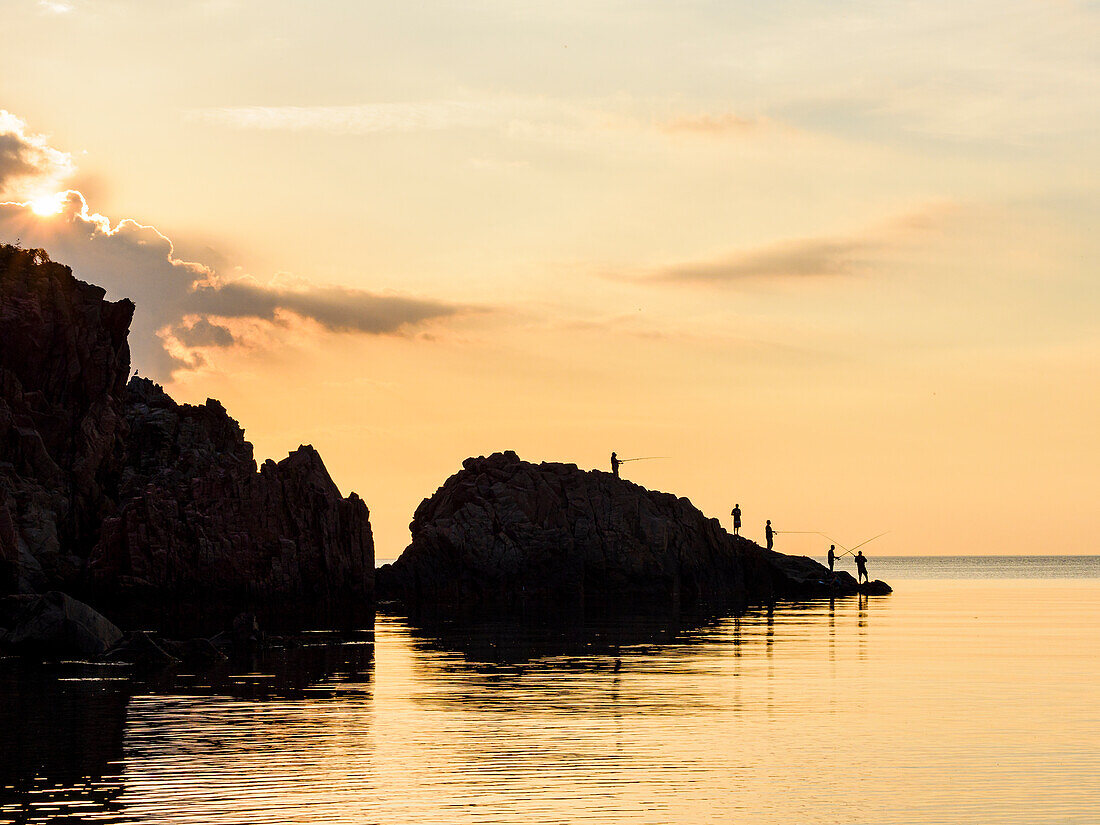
[
  {"left": 619, "top": 456, "right": 669, "bottom": 463},
  {"left": 835, "top": 531, "right": 891, "bottom": 557},
  {"left": 776, "top": 530, "right": 849, "bottom": 551}
]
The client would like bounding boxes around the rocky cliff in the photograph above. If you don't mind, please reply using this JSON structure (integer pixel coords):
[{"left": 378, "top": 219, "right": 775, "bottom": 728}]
[
  {"left": 0, "top": 246, "right": 133, "bottom": 592},
  {"left": 0, "top": 244, "right": 373, "bottom": 626},
  {"left": 378, "top": 451, "right": 884, "bottom": 615},
  {"left": 88, "top": 378, "right": 374, "bottom": 618}
]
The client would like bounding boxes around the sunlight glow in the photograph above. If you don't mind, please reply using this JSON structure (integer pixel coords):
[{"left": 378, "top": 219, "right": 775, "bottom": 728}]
[{"left": 29, "top": 192, "right": 66, "bottom": 216}]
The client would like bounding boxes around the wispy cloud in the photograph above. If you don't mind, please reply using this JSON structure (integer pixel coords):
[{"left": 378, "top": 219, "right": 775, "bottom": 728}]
[
  {"left": 654, "top": 237, "right": 874, "bottom": 284},
  {"left": 187, "top": 98, "right": 781, "bottom": 145},
  {"left": 187, "top": 99, "right": 566, "bottom": 135},
  {"left": 658, "top": 112, "right": 769, "bottom": 137},
  {"left": 633, "top": 206, "right": 953, "bottom": 287}
]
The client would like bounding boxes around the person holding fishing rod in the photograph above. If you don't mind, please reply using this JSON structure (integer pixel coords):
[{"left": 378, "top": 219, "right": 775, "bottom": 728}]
[{"left": 610, "top": 453, "right": 668, "bottom": 479}]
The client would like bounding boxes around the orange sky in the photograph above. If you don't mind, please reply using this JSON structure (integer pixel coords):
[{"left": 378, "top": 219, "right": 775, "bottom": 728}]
[{"left": 1, "top": 1, "right": 1097, "bottom": 558}]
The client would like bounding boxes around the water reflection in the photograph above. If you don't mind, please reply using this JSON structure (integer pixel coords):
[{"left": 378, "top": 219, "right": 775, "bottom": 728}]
[
  {"left": 3, "top": 581, "right": 1099, "bottom": 824},
  {"left": 0, "top": 661, "right": 129, "bottom": 824},
  {"left": 0, "top": 636, "right": 373, "bottom": 825}
]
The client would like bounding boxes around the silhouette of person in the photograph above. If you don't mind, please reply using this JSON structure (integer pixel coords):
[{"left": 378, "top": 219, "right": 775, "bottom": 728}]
[
  {"left": 731, "top": 504, "right": 741, "bottom": 536},
  {"left": 765, "top": 519, "right": 774, "bottom": 550},
  {"left": 828, "top": 544, "right": 835, "bottom": 572},
  {"left": 855, "top": 550, "right": 868, "bottom": 584},
  {"left": 610, "top": 452, "right": 622, "bottom": 478}
]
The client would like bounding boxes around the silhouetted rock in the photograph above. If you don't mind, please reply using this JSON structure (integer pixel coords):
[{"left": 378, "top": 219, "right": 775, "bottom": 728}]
[
  {"left": 0, "top": 245, "right": 133, "bottom": 593},
  {"left": 0, "top": 590, "right": 122, "bottom": 658},
  {"left": 379, "top": 451, "right": 875, "bottom": 615},
  {"left": 859, "top": 579, "right": 893, "bottom": 595},
  {"left": 87, "top": 378, "right": 375, "bottom": 621},
  {"left": 0, "top": 242, "right": 374, "bottom": 630}
]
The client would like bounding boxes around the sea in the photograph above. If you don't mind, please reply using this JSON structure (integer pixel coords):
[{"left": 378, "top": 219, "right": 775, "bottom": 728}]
[{"left": 2, "top": 556, "right": 1098, "bottom": 825}]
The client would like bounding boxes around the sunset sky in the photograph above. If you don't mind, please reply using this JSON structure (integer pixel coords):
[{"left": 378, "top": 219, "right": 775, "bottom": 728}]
[{"left": 2, "top": 0, "right": 1097, "bottom": 559}]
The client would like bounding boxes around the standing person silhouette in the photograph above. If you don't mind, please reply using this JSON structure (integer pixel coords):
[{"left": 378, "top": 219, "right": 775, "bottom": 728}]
[
  {"left": 765, "top": 520, "right": 774, "bottom": 551},
  {"left": 610, "top": 452, "right": 622, "bottom": 478},
  {"left": 731, "top": 504, "right": 742, "bottom": 536},
  {"left": 828, "top": 545, "right": 836, "bottom": 572},
  {"left": 855, "top": 550, "right": 869, "bottom": 583}
]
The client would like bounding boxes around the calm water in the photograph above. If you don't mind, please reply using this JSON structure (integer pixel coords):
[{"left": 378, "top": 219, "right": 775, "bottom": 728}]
[{"left": 2, "top": 557, "right": 1099, "bottom": 824}]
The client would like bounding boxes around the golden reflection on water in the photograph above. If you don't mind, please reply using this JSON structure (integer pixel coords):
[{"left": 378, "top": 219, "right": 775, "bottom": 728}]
[{"left": 3, "top": 579, "right": 1099, "bottom": 824}]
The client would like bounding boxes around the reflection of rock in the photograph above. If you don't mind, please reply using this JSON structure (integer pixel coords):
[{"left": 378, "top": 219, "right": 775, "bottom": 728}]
[
  {"left": 379, "top": 451, "right": 880, "bottom": 615},
  {"left": 0, "top": 244, "right": 374, "bottom": 628},
  {"left": 0, "top": 590, "right": 122, "bottom": 658},
  {"left": 0, "top": 661, "right": 129, "bottom": 815}
]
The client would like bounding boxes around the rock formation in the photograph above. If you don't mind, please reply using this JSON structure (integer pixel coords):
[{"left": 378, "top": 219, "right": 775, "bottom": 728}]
[
  {"left": 0, "top": 243, "right": 374, "bottom": 628},
  {"left": 88, "top": 377, "right": 374, "bottom": 621},
  {"left": 379, "top": 451, "right": 887, "bottom": 615},
  {"left": 0, "top": 246, "right": 133, "bottom": 593}
]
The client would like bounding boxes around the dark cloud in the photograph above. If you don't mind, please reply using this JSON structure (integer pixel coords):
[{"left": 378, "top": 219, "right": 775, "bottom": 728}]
[
  {"left": 173, "top": 318, "right": 236, "bottom": 348},
  {"left": 652, "top": 237, "right": 874, "bottom": 284},
  {"left": 192, "top": 280, "right": 462, "bottom": 334},
  {"left": 0, "top": 111, "right": 74, "bottom": 199},
  {"left": 0, "top": 191, "right": 473, "bottom": 379}
]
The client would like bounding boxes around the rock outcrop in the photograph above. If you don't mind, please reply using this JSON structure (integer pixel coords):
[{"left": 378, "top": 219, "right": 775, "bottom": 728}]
[
  {"left": 0, "top": 246, "right": 133, "bottom": 593},
  {"left": 0, "top": 243, "right": 374, "bottom": 627},
  {"left": 88, "top": 377, "right": 374, "bottom": 618},
  {"left": 379, "top": 451, "right": 884, "bottom": 615}
]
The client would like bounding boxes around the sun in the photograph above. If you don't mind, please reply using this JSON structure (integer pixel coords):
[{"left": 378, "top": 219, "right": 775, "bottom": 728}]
[{"left": 29, "top": 192, "right": 66, "bottom": 216}]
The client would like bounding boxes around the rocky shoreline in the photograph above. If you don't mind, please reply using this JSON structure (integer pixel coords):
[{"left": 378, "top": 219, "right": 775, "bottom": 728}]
[{"left": 2, "top": 243, "right": 888, "bottom": 662}]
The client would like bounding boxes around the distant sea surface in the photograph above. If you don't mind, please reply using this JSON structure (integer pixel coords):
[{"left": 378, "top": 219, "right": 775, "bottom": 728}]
[{"left": 3, "top": 557, "right": 1099, "bottom": 824}]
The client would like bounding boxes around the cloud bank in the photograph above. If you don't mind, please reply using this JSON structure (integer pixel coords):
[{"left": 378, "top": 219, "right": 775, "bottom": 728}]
[{"left": 0, "top": 112, "right": 473, "bottom": 379}]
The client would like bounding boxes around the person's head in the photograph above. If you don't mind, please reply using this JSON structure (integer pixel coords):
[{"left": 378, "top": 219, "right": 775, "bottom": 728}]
[
  {"left": 766, "top": 519, "right": 771, "bottom": 525},
  {"left": 735, "top": 503, "right": 739, "bottom": 508},
  {"left": 830, "top": 545, "right": 835, "bottom": 551},
  {"left": 611, "top": 452, "right": 617, "bottom": 458}
]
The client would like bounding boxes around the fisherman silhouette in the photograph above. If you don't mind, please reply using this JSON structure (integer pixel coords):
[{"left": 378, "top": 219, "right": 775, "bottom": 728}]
[
  {"left": 610, "top": 452, "right": 621, "bottom": 478},
  {"left": 828, "top": 544, "right": 835, "bottom": 572},
  {"left": 765, "top": 520, "right": 774, "bottom": 550},
  {"left": 855, "top": 550, "right": 869, "bottom": 583},
  {"left": 731, "top": 504, "right": 741, "bottom": 536}
]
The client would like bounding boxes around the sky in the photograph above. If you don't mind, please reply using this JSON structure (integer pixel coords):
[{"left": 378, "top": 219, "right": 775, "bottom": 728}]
[{"left": 1, "top": 0, "right": 1097, "bottom": 559}]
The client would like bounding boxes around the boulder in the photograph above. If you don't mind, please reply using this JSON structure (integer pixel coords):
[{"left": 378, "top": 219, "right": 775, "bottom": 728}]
[{"left": 0, "top": 591, "right": 122, "bottom": 658}]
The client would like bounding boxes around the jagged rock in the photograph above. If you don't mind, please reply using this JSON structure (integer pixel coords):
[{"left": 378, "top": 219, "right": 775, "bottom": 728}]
[
  {"left": 0, "top": 591, "right": 122, "bottom": 658},
  {"left": 0, "top": 245, "right": 133, "bottom": 592},
  {"left": 0, "top": 242, "right": 374, "bottom": 628},
  {"left": 379, "top": 451, "right": 878, "bottom": 614},
  {"left": 87, "top": 378, "right": 374, "bottom": 616}
]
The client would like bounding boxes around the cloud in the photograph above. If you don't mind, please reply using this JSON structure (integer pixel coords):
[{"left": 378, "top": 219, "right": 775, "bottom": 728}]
[
  {"left": 191, "top": 279, "right": 463, "bottom": 334},
  {"left": 658, "top": 112, "right": 768, "bottom": 136},
  {"left": 173, "top": 318, "right": 237, "bottom": 348},
  {"left": 0, "top": 190, "right": 473, "bottom": 378},
  {"left": 636, "top": 206, "right": 953, "bottom": 286},
  {"left": 187, "top": 100, "right": 550, "bottom": 135},
  {"left": 0, "top": 111, "right": 75, "bottom": 200},
  {"left": 654, "top": 237, "right": 874, "bottom": 284}
]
